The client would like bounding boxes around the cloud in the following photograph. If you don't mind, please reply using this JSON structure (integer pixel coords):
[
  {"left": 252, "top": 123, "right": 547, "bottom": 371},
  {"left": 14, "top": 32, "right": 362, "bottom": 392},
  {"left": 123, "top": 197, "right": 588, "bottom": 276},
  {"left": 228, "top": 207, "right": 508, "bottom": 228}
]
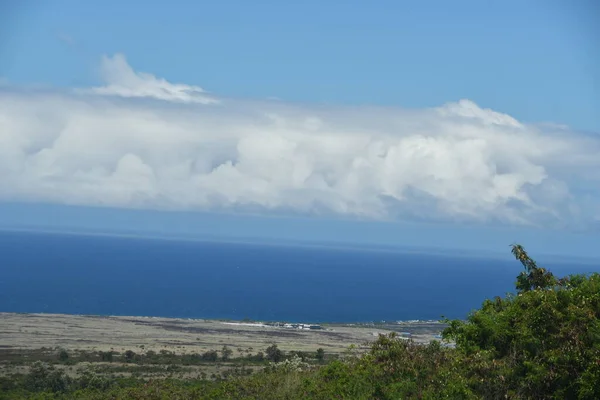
[
  {"left": 0, "top": 54, "right": 599, "bottom": 229},
  {"left": 87, "top": 54, "right": 218, "bottom": 104}
]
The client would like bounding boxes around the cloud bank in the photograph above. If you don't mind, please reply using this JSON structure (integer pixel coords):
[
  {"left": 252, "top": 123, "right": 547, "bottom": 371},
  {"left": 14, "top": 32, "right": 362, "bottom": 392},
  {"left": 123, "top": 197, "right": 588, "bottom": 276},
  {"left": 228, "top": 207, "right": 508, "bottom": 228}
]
[{"left": 1, "top": 54, "right": 599, "bottom": 229}]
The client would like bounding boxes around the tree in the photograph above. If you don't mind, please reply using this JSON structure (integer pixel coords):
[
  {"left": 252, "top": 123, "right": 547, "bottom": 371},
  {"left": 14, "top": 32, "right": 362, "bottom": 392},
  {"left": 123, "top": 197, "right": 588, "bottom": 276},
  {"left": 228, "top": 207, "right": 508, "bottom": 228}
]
[
  {"left": 316, "top": 348, "right": 325, "bottom": 362},
  {"left": 511, "top": 243, "right": 557, "bottom": 292},
  {"left": 443, "top": 244, "right": 600, "bottom": 398},
  {"left": 57, "top": 348, "right": 69, "bottom": 363},
  {"left": 202, "top": 350, "right": 219, "bottom": 362},
  {"left": 99, "top": 351, "right": 113, "bottom": 362},
  {"left": 251, "top": 351, "right": 265, "bottom": 362},
  {"left": 24, "top": 362, "right": 71, "bottom": 393},
  {"left": 265, "top": 344, "right": 283, "bottom": 362},
  {"left": 123, "top": 350, "right": 136, "bottom": 362},
  {"left": 221, "top": 345, "right": 233, "bottom": 361}
]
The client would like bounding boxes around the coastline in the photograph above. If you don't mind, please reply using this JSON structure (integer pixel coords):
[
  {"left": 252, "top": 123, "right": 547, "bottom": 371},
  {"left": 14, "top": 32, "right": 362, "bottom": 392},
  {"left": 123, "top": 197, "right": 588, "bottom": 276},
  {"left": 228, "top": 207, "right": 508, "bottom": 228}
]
[{"left": 0, "top": 312, "right": 446, "bottom": 356}]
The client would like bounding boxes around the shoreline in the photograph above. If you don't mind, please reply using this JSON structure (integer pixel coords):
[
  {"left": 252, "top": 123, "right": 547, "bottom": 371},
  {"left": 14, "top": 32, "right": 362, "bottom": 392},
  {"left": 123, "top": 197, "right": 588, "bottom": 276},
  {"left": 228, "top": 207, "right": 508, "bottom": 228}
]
[
  {"left": 0, "top": 312, "right": 447, "bottom": 356},
  {"left": 1, "top": 310, "right": 447, "bottom": 326}
]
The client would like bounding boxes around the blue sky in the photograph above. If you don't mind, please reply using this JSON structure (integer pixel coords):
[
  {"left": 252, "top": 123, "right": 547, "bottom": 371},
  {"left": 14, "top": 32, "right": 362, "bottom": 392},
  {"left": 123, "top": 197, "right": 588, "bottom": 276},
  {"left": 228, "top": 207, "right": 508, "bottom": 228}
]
[
  {"left": 0, "top": 0, "right": 599, "bottom": 257},
  {"left": 2, "top": 0, "right": 599, "bottom": 130}
]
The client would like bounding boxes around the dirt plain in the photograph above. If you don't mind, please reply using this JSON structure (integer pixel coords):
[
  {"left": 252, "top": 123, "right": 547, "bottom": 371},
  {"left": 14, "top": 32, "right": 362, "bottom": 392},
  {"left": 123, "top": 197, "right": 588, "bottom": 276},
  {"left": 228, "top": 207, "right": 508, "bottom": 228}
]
[
  {"left": 0, "top": 312, "right": 446, "bottom": 355},
  {"left": 0, "top": 313, "right": 448, "bottom": 381}
]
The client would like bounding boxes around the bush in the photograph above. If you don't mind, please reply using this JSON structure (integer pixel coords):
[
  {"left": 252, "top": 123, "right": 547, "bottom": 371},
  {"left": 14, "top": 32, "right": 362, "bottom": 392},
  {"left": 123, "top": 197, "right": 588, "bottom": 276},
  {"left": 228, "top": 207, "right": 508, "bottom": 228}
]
[
  {"left": 315, "top": 348, "right": 325, "bottom": 362},
  {"left": 265, "top": 344, "right": 284, "bottom": 362},
  {"left": 99, "top": 351, "right": 113, "bottom": 362},
  {"left": 443, "top": 245, "right": 600, "bottom": 399},
  {"left": 123, "top": 350, "right": 136, "bottom": 363},
  {"left": 57, "top": 349, "right": 69, "bottom": 363},
  {"left": 266, "top": 355, "right": 311, "bottom": 373},
  {"left": 202, "top": 350, "right": 219, "bottom": 362},
  {"left": 221, "top": 345, "right": 233, "bottom": 361},
  {"left": 24, "top": 362, "right": 72, "bottom": 393}
]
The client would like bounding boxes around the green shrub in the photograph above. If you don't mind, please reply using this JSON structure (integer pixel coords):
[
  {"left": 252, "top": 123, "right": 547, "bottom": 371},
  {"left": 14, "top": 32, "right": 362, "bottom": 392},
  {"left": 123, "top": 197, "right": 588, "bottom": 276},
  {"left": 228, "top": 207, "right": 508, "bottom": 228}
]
[{"left": 444, "top": 245, "right": 600, "bottom": 399}]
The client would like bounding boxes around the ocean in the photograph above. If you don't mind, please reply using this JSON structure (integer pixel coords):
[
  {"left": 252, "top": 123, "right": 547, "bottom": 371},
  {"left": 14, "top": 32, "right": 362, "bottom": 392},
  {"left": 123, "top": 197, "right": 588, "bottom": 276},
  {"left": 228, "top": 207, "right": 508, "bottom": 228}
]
[{"left": 0, "top": 230, "right": 596, "bottom": 323}]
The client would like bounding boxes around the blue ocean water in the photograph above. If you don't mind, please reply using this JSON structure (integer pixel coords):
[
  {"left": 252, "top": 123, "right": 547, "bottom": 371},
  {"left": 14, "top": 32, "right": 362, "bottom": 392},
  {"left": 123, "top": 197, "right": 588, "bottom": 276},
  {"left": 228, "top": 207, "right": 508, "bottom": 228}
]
[{"left": 0, "top": 230, "right": 596, "bottom": 322}]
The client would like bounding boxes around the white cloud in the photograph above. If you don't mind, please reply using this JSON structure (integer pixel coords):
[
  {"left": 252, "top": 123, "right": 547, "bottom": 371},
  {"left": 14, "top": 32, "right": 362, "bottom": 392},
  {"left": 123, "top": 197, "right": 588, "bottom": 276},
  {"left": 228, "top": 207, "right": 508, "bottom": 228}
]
[
  {"left": 88, "top": 54, "right": 218, "bottom": 104},
  {"left": 1, "top": 54, "right": 599, "bottom": 229}
]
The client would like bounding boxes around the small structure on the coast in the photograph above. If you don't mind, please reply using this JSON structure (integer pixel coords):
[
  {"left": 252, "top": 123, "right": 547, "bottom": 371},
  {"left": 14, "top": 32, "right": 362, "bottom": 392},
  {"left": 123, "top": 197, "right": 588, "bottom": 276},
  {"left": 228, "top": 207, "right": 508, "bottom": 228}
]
[{"left": 281, "top": 323, "right": 323, "bottom": 330}]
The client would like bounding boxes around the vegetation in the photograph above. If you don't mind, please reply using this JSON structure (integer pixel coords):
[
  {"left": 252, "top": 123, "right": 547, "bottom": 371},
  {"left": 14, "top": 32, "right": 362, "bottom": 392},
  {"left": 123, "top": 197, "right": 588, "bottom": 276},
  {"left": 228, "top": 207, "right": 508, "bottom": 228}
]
[
  {"left": 265, "top": 344, "right": 284, "bottom": 363},
  {"left": 1, "top": 244, "right": 598, "bottom": 399},
  {"left": 220, "top": 346, "right": 233, "bottom": 362},
  {"left": 57, "top": 349, "right": 69, "bottom": 363},
  {"left": 316, "top": 348, "right": 325, "bottom": 362}
]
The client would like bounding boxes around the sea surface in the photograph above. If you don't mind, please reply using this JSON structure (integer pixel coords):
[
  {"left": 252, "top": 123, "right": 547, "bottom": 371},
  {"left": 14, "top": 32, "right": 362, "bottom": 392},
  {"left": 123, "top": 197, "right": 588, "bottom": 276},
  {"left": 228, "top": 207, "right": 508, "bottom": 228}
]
[{"left": 0, "top": 230, "right": 597, "bottom": 323}]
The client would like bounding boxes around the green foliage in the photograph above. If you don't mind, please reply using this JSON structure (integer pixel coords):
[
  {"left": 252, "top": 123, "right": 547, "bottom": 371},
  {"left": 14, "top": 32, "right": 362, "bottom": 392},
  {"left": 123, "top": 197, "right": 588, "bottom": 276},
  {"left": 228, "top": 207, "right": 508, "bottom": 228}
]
[
  {"left": 99, "top": 351, "right": 113, "bottom": 362},
  {"left": 248, "top": 351, "right": 264, "bottom": 362},
  {"left": 56, "top": 349, "right": 69, "bottom": 363},
  {"left": 221, "top": 345, "right": 233, "bottom": 361},
  {"left": 202, "top": 350, "right": 219, "bottom": 362},
  {"left": 266, "top": 355, "right": 311, "bottom": 374},
  {"left": 315, "top": 348, "right": 325, "bottom": 362},
  {"left": 76, "top": 370, "right": 114, "bottom": 391},
  {"left": 265, "top": 344, "right": 284, "bottom": 362},
  {"left": 123, "top": 349, "right": 136, "bottom": 363},
  {"left": 300, "top": 336, "right": 475, "bottom": 400},
  {"left": 511, "top": 244, "right": 558, "bottom": 292},
  {"left": 444, "top": 244, "right": 600, "bottom": 399},
  {"left": 23, "top": 362, "right": 72, "bottom": 393}
]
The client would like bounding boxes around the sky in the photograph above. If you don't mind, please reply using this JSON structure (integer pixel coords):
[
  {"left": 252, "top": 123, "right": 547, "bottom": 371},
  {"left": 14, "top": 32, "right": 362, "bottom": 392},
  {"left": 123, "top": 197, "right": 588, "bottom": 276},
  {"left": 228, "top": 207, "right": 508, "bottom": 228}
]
[{"left": 0, "top": 0, "right": 599, "bottom": 257}]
